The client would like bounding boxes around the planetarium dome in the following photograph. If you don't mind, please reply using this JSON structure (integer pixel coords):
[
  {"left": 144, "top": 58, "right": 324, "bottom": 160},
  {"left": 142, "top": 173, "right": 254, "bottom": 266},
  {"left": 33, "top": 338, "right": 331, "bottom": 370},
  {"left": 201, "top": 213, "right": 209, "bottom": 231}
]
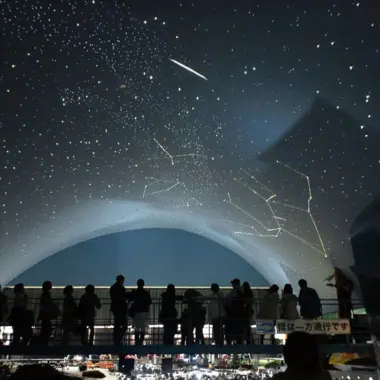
[{"left": 1, "top": 0, "right": 379, "bottom": 299}]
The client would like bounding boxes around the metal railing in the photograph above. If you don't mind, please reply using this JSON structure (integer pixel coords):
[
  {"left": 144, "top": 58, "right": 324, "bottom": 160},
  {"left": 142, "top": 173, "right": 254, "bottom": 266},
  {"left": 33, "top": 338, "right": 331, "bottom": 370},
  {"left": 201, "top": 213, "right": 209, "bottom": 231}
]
[
  {"left": 0, "top": 296, "right": 369, "bottom": 348},
  {"left": 2, "top": 296, "right": 363, "bottom": 324},
  {"left": 0, "top": 343, "right": 373, "bottom": 356}
]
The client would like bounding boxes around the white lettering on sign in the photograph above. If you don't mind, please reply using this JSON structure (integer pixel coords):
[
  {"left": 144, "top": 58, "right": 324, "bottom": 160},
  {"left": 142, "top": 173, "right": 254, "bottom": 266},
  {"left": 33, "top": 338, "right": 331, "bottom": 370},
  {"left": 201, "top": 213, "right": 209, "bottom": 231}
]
[{"left": 276, "top": 319, "right": 351, "bottom": 335}]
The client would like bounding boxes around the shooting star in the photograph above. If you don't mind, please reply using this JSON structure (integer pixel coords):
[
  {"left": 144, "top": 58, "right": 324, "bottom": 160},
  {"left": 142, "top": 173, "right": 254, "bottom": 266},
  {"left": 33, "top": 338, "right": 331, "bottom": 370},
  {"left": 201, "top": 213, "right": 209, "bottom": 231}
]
[{"left": 169, "top": 58, "right": 208, "bottom": 81}]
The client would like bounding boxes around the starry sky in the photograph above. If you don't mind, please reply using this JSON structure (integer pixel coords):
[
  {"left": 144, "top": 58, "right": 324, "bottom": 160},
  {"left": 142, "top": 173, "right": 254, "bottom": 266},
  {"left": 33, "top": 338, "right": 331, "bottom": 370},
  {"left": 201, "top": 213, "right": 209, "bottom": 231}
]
[{"left": 1, "top": 0, "right": 379, "bottom": 292}]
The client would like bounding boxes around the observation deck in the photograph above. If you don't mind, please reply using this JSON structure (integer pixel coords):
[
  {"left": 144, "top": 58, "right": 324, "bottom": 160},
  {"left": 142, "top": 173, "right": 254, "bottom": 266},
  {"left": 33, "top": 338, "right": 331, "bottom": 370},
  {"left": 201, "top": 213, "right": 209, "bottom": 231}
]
[{"left": 0, "top": 286, "right": 372, "bottom": 356}]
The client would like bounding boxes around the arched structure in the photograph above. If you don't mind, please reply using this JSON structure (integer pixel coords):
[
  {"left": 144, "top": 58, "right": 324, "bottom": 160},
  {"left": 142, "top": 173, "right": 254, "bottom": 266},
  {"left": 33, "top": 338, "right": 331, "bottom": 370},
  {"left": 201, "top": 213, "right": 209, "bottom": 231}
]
[
  {"left": 2, "top": 200, "right": 294, "bottom": 287},
  {"left": 2, "top": 99, "right": 379, "bottom": 300},
  {"left": 10, "top": 227, "right": 270, "bottom": 286},
  {"left": 2, "top": 0, "right": 379, "bottom": 305}
]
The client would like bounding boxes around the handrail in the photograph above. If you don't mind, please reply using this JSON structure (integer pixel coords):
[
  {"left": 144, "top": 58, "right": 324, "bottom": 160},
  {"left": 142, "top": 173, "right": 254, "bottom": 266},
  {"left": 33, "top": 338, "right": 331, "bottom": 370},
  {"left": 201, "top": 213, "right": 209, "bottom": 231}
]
[
  {"left": 1, "top": 296, "right": 363, "bottom": 325},
  {"left": 2, "top": 296, "right": 363, "bottom": 307},
  {"left": 0, "top": 295, "right": 367, "bottom": 349},
  {"left": 2, "top": 296, "right": 360, "bottom": 302},
  {"left": 0, "top": 343, "right": 373, "bottom": 356},
  {"left": 0, "top": 315, "right": 369, "bottom": 348}
]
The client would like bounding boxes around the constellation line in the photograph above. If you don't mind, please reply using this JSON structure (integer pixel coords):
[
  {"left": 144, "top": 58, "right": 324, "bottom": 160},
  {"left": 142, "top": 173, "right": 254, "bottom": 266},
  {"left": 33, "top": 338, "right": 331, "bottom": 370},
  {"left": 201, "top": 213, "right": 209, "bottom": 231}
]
[{"left": 226, "top": 163, "right": 327, "bottom": 258}]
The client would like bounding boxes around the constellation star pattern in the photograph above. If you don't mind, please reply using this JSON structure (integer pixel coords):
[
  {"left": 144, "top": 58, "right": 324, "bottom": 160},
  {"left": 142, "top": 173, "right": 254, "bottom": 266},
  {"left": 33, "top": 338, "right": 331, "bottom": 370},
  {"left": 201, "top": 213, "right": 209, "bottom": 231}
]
[
  {"left": 1, "top": 0, "right": 379, "bottom": 292},
  {"left": 225, "top": 162, "right": 327, "bottom": 257}
]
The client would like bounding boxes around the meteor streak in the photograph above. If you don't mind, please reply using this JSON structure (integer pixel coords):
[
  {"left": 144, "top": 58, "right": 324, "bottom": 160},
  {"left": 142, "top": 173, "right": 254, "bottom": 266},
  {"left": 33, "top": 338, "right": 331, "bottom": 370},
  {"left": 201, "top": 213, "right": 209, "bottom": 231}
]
[{"left": 169, "top": 58, "right": 208, "bottom": 81}]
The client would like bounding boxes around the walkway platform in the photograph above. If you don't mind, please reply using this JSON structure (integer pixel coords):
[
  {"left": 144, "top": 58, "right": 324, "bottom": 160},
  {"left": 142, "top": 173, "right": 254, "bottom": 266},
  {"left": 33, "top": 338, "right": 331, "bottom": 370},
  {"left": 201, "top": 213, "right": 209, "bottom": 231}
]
[{"left": 0, "top": 343, "right": 373, "bottom": 356}]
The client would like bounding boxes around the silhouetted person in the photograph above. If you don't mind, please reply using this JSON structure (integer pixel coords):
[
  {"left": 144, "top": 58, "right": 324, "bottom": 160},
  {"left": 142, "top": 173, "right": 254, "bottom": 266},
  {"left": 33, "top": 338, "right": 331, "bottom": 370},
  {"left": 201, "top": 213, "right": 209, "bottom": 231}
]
[
  {"left": 272, "top": 331, "right": 332, "bottom": 380},
  {"left": 129, "top": 279, "right": 151, "bottom": 345},
  {"left": 224, "top": 279, "right": 246, "bottom": 345},
  {"left": 23, "top": 309, "right": 34, "bottom": 346},
  {"left": 298, "top": 279, "right": 322, "bottom": 319},
  {"left": 61, "top": 285, "right": 78, "bottom": 345},
  {"left": 183, "top": 289, "right": 206, "bottom": 344},
  {"left": 350, "top": 194, "right": 380, "bottom": 371},
  {"left": 242, "top": 282, "right": 254, "bottom": 344},
  {"left": 0, "top": 286, "right": 8, "bottom": 326},
  {"left": 179, "top": 308, "right": 190, "bottom": 345},
  {"left": 194, "top": 303, "right": 206, "bottom": 345},
  {"left": 160, "top": 284, "right": 183, "bottom": 345},
  {"left": 78, "top": 284, "right": 101, "bottom": 345},
  {"left": 280, "top": 284, "right": 299, "bottom": 320},
  {"left": 258, "top": 284, "right": 279, "bottom": 344},
  {"left": 110, "top": 275, "right": 128, "bottom": 345},
  {"left": 38, "top": 281, "right": 60, "bottom": 345},
  {"left": 225, "top": 278, "right": 245, "bottom": 345},
  {"left": 207, "top": 283, "right": 225, "bottom": 346},
  {"left": 9, "top": 283, "right": 28, "bottom": 345},
  {"left": 326, "top": 268, "right": 353, "bottom": 319}
]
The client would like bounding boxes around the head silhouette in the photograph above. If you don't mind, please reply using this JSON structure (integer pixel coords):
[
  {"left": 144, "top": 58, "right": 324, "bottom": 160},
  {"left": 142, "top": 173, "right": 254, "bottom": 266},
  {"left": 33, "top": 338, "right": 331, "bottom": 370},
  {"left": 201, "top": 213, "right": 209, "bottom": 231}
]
[
  {"left": 298, "top": 279, "right": 307, "bottom": 288},
  {"left": 63, "top": 285, "right": 74, "bottom": 296},
  {"left": 283, "top": 332, "right": 321, "bottom": 373},
  {"left": 268, "top": 284, "right": 279, "bottom": 293},
  {"left": 42, "top": 281, "right": 52, "bottom": 292},
  {"left": 85, "top": 284, "right": 95, "bottom": 294},
  {"left": 14, "top": 283, "right": 24, "bottom": 294},
  {"left": 283, "top": 283, "right": 293, "bottom": 294},
  {"left": 137, "top": 279, "right": 145, "bottom": 288},
  {"left": 9, "top": 364, "right": 73, "bottom": 380},
  {"left": 211, "top": 283, "right": 219, "bottom": 293},
  {"left": 116, "top": 275, "right": 125, "bottom": 284}
]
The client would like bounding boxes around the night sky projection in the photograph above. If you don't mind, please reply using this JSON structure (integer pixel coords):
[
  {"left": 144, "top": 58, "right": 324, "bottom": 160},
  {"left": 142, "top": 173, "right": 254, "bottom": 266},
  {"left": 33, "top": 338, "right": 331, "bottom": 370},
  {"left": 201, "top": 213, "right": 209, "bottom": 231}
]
[{"left": 1, "top": 0, "right": 379, "bottom": 296}]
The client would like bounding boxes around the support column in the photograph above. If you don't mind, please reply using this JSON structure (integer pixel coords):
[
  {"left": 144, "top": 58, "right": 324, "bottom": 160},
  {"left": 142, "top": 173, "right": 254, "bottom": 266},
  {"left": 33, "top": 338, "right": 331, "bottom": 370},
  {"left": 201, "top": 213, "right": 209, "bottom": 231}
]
[
  {"left": 350, "top": 196, "right": 380, "bottom": 379},
  {"left": 369, "top": 315, "right": 380, "bottom": 376}
]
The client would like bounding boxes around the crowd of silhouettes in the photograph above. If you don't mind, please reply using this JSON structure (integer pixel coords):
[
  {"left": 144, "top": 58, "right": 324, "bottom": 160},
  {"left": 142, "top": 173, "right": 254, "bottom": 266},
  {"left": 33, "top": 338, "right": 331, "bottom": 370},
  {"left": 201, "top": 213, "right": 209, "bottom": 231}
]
[{"left": 0, "top": 271, "right": 354, "bottom": 347}]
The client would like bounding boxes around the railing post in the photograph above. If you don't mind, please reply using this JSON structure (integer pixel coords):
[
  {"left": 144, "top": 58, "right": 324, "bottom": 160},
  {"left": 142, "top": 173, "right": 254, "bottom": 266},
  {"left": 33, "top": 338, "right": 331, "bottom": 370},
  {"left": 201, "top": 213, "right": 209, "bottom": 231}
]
[
  {"left": 368, "top": 315, "right": 380, "bottom": 380},
  {"left": 350, "top": 196, "right": 380, "bottom": 379},
  {"left": 2, "top": 291, "right": 373, "bottom": 350}
]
